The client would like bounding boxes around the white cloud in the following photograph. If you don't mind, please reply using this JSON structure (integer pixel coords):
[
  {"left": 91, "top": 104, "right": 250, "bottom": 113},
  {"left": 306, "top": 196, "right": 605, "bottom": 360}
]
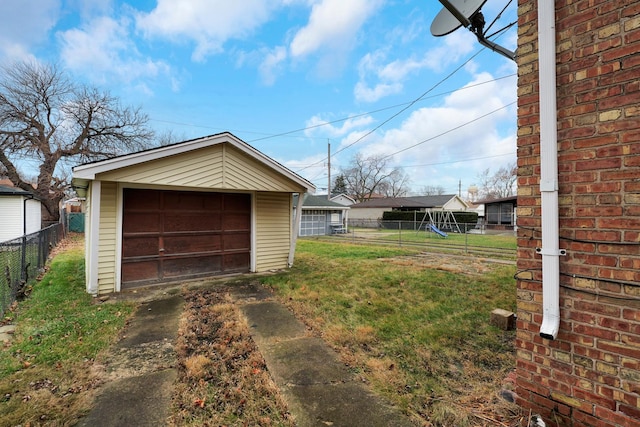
[
  {"left": 136, "top": 0, "right": 279, "bottom": 62},
  {"left": 289, "top": 0, "right": 382, "bottom": 58},
  {"left": 0, "top": 0, "right": 60, "bottom": 61},
  {"left": 58, "top": 16, "right": 173, "bottom": 89},
  {"left": 258, "top": 46, "right": 288, "bottom": 85},
  {"left": 353, "top": 81, "right": 403, "bottom": 103},
  {"left": 304, "top": 114, "right": 374, "bottom": 138},
  {"left": 354, "top": 30, "right": 477, "bottom": 103},
  {"left": 337, "top": 72, "right": 517, "bottom": 191}
]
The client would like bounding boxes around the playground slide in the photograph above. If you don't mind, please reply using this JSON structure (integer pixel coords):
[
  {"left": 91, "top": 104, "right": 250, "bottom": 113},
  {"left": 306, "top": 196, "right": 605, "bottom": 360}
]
[{"left": 430, "top": 224, "right": 448, "bottom": 238}]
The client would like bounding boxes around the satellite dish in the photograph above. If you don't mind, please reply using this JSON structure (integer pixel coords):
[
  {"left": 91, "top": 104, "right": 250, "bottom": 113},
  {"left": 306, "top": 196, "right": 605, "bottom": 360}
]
[
  {"left": 431, "top": 0, "right": 487, "bottom": 37},
  {"left": 429, "top": 0, "right": 516, "bottom": 62}
]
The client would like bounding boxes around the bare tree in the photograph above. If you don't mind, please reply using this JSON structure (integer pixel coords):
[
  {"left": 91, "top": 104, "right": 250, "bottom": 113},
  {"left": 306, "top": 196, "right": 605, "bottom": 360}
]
[
  {"left": 417, "top": 185, "right": 446, "bottom": 196},
  {"left": 378, "top": 168, "right": 410, "bottom": 198},
  {"left": 477, "top": 162, "right": 517, "bottom": 199},
  {"left": 0, "top": 61, "right": 154, "bottom": 223},
  {"left": 340, "top": 153, "right": 409, "bottom": 202}
]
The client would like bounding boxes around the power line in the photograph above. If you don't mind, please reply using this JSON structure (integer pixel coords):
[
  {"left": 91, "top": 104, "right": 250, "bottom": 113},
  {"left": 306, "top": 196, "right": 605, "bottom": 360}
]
[
  {"left": 295, "top": 48, "right": 488, "bottom": 173},
  {"left": 294, "top": 103, "right": 516, "bottom": 170},
  {"left": 380, "top": 101, "right": 516, "bottom": 161},
  {"left": 148, "top": 73, "right": 515, "bottom": 143}
]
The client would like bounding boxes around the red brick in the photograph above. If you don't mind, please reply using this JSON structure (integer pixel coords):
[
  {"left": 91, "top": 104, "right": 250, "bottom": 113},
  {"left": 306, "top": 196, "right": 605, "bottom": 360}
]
[
  {"left": 598, "top": 341, "right": 640, "bottom": 359},
  {"left": 594, "top": 406, "right": 637, "bottom": 427},
  {"left": 573, "top": 388, "right": 616, "bottom": 411}
]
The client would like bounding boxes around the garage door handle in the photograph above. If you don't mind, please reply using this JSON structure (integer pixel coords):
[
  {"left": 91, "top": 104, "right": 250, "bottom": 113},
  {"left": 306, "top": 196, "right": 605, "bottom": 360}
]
[{"left": 159, "top": 248, "right": 165, "bottom": 252}]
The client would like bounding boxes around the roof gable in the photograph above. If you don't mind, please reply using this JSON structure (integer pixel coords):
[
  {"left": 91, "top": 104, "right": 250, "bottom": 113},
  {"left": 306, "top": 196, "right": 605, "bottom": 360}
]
[
  {"left": 72, "top": 132, "right": 315, "bottom": 193},
  {"left": 351, "top": 194, "right": 464, "bottom": 209}
]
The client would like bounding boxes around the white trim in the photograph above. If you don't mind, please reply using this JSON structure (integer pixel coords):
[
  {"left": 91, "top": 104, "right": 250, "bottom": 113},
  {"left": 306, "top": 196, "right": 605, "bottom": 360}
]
[
  {"left": 115, "top": 183, "right": 124, "bottom": 292},
  {"left": 289, "top": 193, "right": 305, "bottom": 267},
  {"left": 250, "top": 191, "right": 257, "bottom": 273},
  {"left": 87, "top": 181, "right": 101, "bottom": 296}
]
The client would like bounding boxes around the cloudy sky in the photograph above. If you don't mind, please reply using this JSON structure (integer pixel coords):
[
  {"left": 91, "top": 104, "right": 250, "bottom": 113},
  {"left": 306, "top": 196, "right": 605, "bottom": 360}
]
[{"left": 0, "top": 0, "right": 517, "bottom": 197}]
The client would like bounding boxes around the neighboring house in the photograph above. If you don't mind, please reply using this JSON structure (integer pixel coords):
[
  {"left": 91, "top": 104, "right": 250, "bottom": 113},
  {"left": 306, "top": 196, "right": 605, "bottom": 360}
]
[
  {"left": 349, "top": 194, "right": 468, "bottom": 221},
  {"left": 71, "top": 132, "right": 315, "bottom": 295},
  {"left": 515, "top": 2, "right": 639, "bottom": 426},
  {"left": 329, "top": 193, "right": 356, "bottom": 206},
  {"left": 0, "top": 185, "right": 42, "bottom": 242},
  {"left": 477, "top": 196, "right": 517, "bottom": 229},
  {"left": 293, "top": 194, "right": 350, "bottom": 236}
]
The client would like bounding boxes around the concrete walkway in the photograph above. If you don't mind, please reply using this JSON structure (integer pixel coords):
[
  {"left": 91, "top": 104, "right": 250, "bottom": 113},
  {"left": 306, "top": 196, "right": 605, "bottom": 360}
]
[
  {"left": 77, "top": 294, "right": 183, "bottom": 427},
  {"left": 230, "top": 283, "right": 413, "bottom": 427},
  {"left": 77, "top": 283, "right": 414, "bottom": 427}
]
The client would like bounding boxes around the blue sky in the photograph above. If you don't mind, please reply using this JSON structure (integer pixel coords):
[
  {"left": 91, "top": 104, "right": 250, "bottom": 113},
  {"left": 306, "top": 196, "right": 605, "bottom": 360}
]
[{"left": 0, "top": 0, "right": 518, "bottom": 198}]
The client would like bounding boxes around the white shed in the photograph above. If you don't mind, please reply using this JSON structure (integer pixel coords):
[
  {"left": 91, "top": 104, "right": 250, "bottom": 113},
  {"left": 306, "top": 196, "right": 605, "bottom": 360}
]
[{"left": 0, "top": 185, "right": 42, "bottom": 242}]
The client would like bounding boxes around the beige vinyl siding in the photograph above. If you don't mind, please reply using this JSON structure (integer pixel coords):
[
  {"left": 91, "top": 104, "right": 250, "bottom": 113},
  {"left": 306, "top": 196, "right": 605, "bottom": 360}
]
[
  {"left": 97, "top": 144, "right": 301, "bottom": 192},
  {"left": 223, "top": 147, "right": 300, "bottom": 192},
  {"left": 255, "top": 192, "right": 292, "bottom": 272},
  {"left": 97, "top": 182, "right": 118, "bottom": 294}
]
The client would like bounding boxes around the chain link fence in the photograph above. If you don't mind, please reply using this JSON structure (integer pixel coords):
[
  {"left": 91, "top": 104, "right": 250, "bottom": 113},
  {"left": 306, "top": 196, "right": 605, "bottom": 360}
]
[
  {"left": 0, "top": 223, "right": 65, "bottom": 318},
  {"left": 326, "top": 219, "right": 517, "bottom": 258}
]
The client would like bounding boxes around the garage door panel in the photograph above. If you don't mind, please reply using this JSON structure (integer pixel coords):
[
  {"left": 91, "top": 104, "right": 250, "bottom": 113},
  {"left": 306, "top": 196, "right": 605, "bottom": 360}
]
[
  {"left": 164, "top": 214, "right": 222, "bottom": 232},
  {"left": 163, "top": 234, "right": 222, "bottom": 254},
  {"left": 223, "top": 253, "right": 250, "bottom": 271},
  {"left": 123, "top": 213, "right": 161, "bottom": 233},
  {"left": 121, "top": 260, "right": 159, "bottom": 282},
  {"left": 122, "top": 236, "right": 159, "bottom": 257},
  {"left": 223, "top": 232, "right": 250, "bottom": 250},
  {"left": 122, "top": 189, "right": 251, "bottom": 288},
  {"left": 124, "top": 189, "right": 160, "bottom": 210},
  {"left": 224, "top": 193, "right": 251, "bottom": 210},
  {"left": 162, "top": 255, "right": 223, "bottom": 278},
  {"left": 223, "top": 213, "right": 250, "bottom": 230},
  {"left": 164, "top": 192, "right": 220, "bottom": 211}
]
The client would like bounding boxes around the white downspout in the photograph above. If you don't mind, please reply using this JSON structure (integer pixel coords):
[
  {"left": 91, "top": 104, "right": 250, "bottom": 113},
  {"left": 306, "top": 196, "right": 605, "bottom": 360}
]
[{"left": 536, "top": 1, "right": 564, "bottom": 340}]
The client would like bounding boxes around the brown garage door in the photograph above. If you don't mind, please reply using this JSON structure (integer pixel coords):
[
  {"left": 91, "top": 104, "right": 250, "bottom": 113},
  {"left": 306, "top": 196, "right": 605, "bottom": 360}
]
[{"left": 121, "top": 189, "right": 251, "bottom": 288}]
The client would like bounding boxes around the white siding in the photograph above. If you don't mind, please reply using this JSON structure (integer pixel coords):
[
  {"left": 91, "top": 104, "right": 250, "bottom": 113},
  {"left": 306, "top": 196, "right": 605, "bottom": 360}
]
[
  {"left": 25, "top": 199, "right": 41, "bottom": 234},
  {"left": 255, "top": 192, "right": 291, "bottom": 272},
  {"left": 0, "top": 197, "right": 41, "bottom": 241},
  {"left": 0, "top": 197, "right": 23, "bottom": 242},
  {"left": 442, "top": 198, "right": 468, "bottom": 211}
]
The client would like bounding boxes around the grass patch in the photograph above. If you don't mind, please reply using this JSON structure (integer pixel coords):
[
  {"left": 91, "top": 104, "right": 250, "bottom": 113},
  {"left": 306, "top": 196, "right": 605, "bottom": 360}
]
[
  {"left": 263, "top": 239, "right": 520, "bottom": 426},
  {"left": 348, "top": 227, "right": 517, "bottom": 251},
  {"left": 0, "top": 235, "right": 136, "bottom": 426}
]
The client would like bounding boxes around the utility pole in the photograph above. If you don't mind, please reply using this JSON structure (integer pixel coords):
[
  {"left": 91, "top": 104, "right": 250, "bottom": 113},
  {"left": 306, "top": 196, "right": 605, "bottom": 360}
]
[{"left": 327, "top": 140, "right": 331, "bottom": 200}]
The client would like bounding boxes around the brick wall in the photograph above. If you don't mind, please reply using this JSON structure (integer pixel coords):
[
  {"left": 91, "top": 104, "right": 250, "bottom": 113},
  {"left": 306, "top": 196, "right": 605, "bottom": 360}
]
[{"left": 516, "top": 0, "right": 640, "bottom": 426}]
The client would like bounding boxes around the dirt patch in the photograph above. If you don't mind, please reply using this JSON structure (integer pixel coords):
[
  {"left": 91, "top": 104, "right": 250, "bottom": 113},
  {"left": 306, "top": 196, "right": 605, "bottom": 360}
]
[{"left": 380, "top": 252, "right": 514, "bottom": 276}]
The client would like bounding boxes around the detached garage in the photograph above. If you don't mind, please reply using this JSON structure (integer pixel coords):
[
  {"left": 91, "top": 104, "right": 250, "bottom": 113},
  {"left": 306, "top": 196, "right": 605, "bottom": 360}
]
[{"left": 72, "top": 132, "right": 314, "bottom": 295}]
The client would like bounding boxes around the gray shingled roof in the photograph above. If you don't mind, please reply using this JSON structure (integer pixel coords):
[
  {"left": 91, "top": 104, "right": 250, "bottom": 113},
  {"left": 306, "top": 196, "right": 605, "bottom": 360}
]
[
  {"left": 0, "top": 185, "right": 35, "bottom": 197},
  {"left": 294, "top": 194, "right": 349, "bottom": 209},
  {"left": 351, "top": 194, "right": 458, "bottom": 209}
]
